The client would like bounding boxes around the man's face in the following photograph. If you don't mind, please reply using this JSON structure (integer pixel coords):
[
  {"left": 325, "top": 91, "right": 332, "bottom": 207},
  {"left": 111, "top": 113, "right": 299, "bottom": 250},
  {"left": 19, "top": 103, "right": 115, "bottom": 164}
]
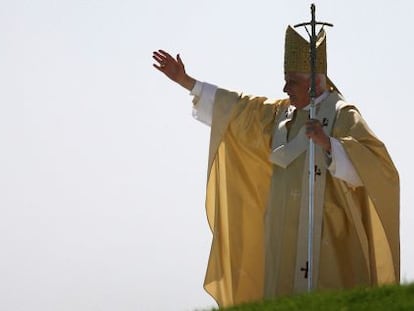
[{"left": 283, "top": 72, "right": 311, "bottom": 109}]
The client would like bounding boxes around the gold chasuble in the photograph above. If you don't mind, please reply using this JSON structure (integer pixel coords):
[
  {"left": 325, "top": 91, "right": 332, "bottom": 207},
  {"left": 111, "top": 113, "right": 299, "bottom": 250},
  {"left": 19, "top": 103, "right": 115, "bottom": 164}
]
[{"left": 202, "top": 88, "right": 399, "bottom": 308}]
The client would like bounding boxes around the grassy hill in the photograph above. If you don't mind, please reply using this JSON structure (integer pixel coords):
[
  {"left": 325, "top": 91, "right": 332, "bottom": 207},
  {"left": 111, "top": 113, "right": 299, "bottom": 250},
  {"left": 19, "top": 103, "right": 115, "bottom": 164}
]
[{"left": 207, "top": 283, "right": 414, "bottom": 311}]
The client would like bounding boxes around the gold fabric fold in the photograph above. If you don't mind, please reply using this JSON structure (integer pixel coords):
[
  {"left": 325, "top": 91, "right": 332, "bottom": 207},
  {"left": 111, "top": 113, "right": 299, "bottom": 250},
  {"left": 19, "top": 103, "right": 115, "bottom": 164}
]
[{"left": 202, "top": 89, "right": 399, "bottom": 308}]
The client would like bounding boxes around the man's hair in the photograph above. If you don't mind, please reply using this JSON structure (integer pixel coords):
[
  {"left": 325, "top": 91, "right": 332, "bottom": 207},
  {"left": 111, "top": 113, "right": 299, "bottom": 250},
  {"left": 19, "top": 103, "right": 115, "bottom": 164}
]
[{"left": 296, "top": 72, "right": 327, "bottom": 90}]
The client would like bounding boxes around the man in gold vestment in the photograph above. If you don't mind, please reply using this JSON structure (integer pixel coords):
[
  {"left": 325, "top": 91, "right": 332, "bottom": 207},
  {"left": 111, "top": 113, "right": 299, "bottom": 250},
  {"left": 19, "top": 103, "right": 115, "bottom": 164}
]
[{"left": 152, "top": 25, "right": 399, "bottom": 308}]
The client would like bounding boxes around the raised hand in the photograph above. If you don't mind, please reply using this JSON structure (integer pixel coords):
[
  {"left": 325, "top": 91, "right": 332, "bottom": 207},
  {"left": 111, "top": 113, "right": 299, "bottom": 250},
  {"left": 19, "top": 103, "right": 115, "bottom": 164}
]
[{"left": 152, "top": 49, "right": 195, "bottom": 90}]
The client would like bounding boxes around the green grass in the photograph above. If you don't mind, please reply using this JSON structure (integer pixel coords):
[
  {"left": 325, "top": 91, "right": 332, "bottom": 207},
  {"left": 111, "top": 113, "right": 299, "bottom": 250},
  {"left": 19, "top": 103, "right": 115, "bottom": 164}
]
[{"left": 205, "top": 283, "right": 414, "bottom": 311}]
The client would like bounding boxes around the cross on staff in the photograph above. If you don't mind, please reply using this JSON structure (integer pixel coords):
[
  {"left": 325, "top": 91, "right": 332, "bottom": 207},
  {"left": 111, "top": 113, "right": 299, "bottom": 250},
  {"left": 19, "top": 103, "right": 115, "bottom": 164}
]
[
  {"left": 301, "top": 261, "right": 309, "bottom": 279},
  {"left": 293, "top": 3, "right": 333, "bottom": 293}
]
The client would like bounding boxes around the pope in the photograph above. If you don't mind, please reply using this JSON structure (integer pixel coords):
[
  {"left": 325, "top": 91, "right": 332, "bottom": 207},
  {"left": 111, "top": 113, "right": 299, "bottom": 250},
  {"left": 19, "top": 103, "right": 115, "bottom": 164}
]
[{"left": 152, "top": 24, "right": 400, "bottom": 308}]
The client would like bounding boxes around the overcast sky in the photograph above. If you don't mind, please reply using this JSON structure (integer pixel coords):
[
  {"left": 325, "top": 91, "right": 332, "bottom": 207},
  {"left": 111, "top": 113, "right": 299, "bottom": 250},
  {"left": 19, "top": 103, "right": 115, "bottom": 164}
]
[{"left": 1, "top": 1, "right": 413, "bottom": 310}]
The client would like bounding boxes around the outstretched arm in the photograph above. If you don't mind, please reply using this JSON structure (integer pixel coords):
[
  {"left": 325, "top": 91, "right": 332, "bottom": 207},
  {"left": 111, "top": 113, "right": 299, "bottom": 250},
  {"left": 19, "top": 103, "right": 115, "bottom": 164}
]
[{"left": 152, "top": 50, "right": 196, "bottom": 91}]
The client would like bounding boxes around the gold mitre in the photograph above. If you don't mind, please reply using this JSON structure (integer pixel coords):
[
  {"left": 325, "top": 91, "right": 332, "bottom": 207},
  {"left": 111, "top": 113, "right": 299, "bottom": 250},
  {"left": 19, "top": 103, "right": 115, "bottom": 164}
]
[{"left": 284, "top": 25, "right": 327, "bottom": 74}]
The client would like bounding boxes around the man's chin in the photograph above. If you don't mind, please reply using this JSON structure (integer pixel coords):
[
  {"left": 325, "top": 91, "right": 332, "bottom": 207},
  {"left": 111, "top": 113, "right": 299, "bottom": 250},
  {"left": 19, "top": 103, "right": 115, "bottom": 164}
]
[{"left": 289, "top": 98, "right": 299, "bottom": 107}]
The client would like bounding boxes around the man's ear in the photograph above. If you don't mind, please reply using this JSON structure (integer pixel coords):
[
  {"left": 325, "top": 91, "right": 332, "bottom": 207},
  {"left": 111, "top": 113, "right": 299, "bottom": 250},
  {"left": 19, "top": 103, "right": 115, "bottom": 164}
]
[
  {"left": 314, "top": 75, "right": 321, "bottom": 86},
  {"left": 307, "top": 75, "right": 324, "bottom": 95}
]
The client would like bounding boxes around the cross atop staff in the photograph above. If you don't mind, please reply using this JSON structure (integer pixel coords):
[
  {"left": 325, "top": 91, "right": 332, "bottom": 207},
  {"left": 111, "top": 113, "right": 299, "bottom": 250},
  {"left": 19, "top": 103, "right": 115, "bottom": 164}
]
[
  {"left": 294, "top": 4, "right": 333, "bottom": 102},
  {"left": 293, "top": 3, "right": 333, "bottom": 293}
]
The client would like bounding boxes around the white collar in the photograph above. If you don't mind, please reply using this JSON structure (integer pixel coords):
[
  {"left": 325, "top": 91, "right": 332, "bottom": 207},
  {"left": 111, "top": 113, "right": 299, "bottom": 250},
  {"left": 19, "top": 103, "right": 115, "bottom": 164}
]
[{"left": 302, "top": 90, "right": 330, "bottom": 111}]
